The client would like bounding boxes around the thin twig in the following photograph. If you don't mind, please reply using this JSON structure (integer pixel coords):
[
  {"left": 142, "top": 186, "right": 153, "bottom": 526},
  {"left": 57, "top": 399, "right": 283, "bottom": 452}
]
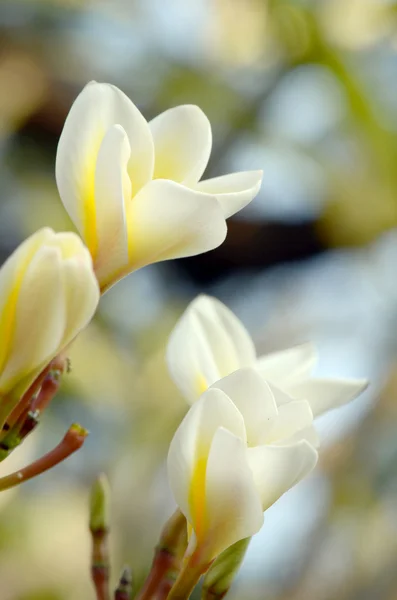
[
  {"left": 90, "top": 475, "right": 111, "bottom": 600},
  {"left": 0, "top": 423, "right": 88, "bottom": 491}
]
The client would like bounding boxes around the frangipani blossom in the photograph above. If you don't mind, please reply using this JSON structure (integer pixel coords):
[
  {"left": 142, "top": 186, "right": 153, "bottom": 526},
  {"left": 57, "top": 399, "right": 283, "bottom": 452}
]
[
  {"left": 0, "top": 228, "right": 99, "bottom": 406},
  {"left": 167, "top": 368, "right": 318, "bottom": 562},
  {"left": 166, "top": 295, "right": 368, "bottom": 414},
  {"left": 56, "top": 82, "right": 262, "bottom": 292}
]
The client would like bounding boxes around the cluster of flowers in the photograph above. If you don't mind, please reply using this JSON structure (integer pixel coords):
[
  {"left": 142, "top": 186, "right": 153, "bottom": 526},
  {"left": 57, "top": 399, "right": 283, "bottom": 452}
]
[{"left": 0, "top": 82, "right": 367, "bottom": 597}]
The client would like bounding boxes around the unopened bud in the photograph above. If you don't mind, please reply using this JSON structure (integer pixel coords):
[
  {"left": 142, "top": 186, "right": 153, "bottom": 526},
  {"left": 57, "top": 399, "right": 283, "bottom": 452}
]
[
  {"left": 201, "top": 538, "right": 251, "bottom": 599},
  {"left": 90, "top": 473, "right": 110, "bottom": 533},
  {"left": 115, "top": 566, "right": 133, "bottom": 600}
]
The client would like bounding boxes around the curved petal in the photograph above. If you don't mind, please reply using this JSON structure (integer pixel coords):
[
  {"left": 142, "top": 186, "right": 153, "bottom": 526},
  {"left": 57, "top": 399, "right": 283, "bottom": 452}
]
[
  {"left": 203, "top": 427, "right": 263, "bottom": 559},
  {"left": 46, "top": 230, "right": 86, "bottom": 259},
  {"left": 149, "top": 105, "right": 212, "bottom": 185},
  {"left": 166, "top": 295, "right": 256, "bottom": 403},
  {"left": 40, "top": 231, "right": 99, "bottom": 343},
  {"left": 0, "top": 228, "right": 54, "bottom": 376},
  {"left": 194, "top": 170, "right": 263, "bottom": 218},
  {"left": 166, "top": 310, "right": 225, "bottom": 403},
  {"left": 285, "top": 377, "right": 368, "bottom": 418},
  {"left": 256, "top": 343, "right": 318, "bottom": 387},
  {"left": 167, "top": 388, "right": 246, "bottom": 526},
  {"left": 247, "top": 440, "right": 318, "bottom": 511},
  {"left": 116, "top": 181, "right": 226, "bottom": 287},
  {"left": 276, "top": 425, "right": 320, "bottom": 448},
  {"left": 210, "top": 368, "right": 278, "bottom": 447},
  {"left": 263, "top": 399, "right": 313, "bottom": 445},
  {"left": 267, "top": 381, "right": 298, "bottom": 407},
  {"left": 56, "top": 82, "right": 154, "bottom": 255},
  {"left": 0, "top": 246, "right": 66, "bottom": 395},
  {"left": 93, "top": 125, "right": 130, "bottom": 287},
  {"left": 61, "top": 254, "right": 100, "bottom": 346}
]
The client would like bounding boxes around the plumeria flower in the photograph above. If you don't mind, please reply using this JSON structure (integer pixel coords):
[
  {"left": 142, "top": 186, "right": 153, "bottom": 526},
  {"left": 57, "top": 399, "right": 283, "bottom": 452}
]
[
  {"left": 166, "top": 295, "right": 368, "bottom": 415},
  {"left": 56, "top": 82, "right": 262, "bottom": 292},
  {"left": 168, "top": 368, "right": 319, "bottom": 562},
  {"left": 0, "top": 228, "right": 99, "bottom": 412}
]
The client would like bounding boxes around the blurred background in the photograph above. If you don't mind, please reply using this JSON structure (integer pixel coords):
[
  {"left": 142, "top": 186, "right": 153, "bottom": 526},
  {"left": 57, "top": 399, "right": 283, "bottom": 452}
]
[{"left": 0, "top": 0, "right": 397, "bottom": 598}]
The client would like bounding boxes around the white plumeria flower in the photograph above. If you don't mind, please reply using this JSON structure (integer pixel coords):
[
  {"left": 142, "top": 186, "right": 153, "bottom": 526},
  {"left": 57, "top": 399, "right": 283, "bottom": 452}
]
[
  {"left": 0, "top": 228, "right": 99, "bottom": 408},
  {"left": 166, "top": 295, "right": 368, "bottom": 414},
  {"left": 167, "top": 368, "right": 318, "bottom": 562},
  {"left": 56, "top": 82, "right": 262, "bottom": 292}
]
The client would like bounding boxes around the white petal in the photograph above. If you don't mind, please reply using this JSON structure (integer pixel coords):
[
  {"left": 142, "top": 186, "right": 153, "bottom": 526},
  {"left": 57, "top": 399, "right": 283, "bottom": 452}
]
[
  {"left": 166, "top": 310, "right": 225, "bottom": 403},
  {"left": 275, "top": 425, "right": 320, "bottom": 448},
  {"left": 123, "top": 180, "right": 226, "bottom": 276},
  {"left": 46, "top": 230, "right": 86, "bottom": 259},
  {"left": 149, "top": 105, "right": 212, "bottom": 185},
  {"left": 203, "top": 427, "right": 263, "bottom": 559},
  {"left": 167, "top": 388, "right": 246, "bottom": 525},
  {"left": 93, "top": 124, "right": 130, "bottom": 287},
  {"left": 0, "top": 228, "right": 54, "bottom": 376},
  {"left": 39, "top": 231, "right": 99, "bottom": 343},
  {"left": 210, "top": 368, "right": 278, "bottom": 447},
  {"left": 0, "top": 246, "right": 66, "bottom": 393},
  {"left": 194, "top": 171, "right": 263, "bottom": 218},
  {"left": 285, "top": 377, "right": 368, "bottom": 417},
  {"left": 267, "top": 381, "right": 298, "bottom": 407},
  {"left": 256, "top": 343, "right": 318, "bottom": 387},
  {"left": 56, "top": 82, "right": 153, "bottom": 251},
  {"left": 167, "top": 405, "right": 198, "bottom": 524},
  {"left": 166, "top": 295, "right": 256, "bottom": 403},
  {"left": 263, "top": 399, "right": 314, "bottom": 445},
  {"left": 247, "top": 440, "right": 318, "bottom": 511},
  {"left": 61, "top": 254, "right": 100, "bottom": 346}
]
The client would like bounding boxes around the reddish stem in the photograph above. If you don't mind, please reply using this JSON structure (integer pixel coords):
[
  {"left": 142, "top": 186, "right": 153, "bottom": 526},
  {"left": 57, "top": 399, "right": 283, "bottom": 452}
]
[
  {"left": 2, "top": 365, "right": 51, "bottom": 433},
  {"left": 155, "top": 575, "right": 176, "bottom": 600},
  {"left": 4, "top": 352, "right": 66, "bottom": 433},
  {"left": 136, "top": 549, "right": 176, "bottom": 600},
  {"left": 0, "top": 423, "right": 88, "bottom": 491},
  {"left": 91, "top": 528, "right": 110, "bottom": 600},
  {"left": 30, "top": 369, "right": 64, "bottom": 413},
  {"left": 135, "top": 511, "right": 187, "bottom": 600}
]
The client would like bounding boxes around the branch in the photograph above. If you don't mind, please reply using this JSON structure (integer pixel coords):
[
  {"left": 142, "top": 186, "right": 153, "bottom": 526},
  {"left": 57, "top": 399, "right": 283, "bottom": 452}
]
[
  {"left": 90, "top": 474, "right": 111, "bottom": 600},
  {"left": 0, "top": 423, "right": 88, "bottom": 491},
  {"left": 135, "top": 510, "right": 187, "bottom": 600}
]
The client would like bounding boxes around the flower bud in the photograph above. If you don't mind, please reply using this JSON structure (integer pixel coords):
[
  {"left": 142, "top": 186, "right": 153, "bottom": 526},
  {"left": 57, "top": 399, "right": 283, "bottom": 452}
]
[
  {"left": 90, "top": 473, "right": 111, "bottom": 533},
  {"left": 202, "top": 538, "right": 250, "bottom": 599},
  {"left": 0, "top": 228, "right": 99, "bottom": 414}
]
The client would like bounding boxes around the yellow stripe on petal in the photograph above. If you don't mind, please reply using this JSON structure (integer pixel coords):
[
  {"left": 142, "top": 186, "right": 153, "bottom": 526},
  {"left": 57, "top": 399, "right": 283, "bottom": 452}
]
[
  {"left": 81, "top": 132, "right": 104, "bottom": 259},
  {"left": 0, "top": 275, "right": 25, "bottom": 377},
  {"left": 196, "top": 373, "right": 208, "bottom": 396},
  {"left": 0, "top": 232, "right": 50, "bottom": 378},
  {"left": 189, "top": 454, "right": 208, "bottom": 541}
]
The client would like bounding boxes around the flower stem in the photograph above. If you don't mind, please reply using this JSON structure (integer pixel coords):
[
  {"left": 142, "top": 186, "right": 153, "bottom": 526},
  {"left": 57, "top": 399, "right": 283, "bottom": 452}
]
[
  {"left": 1, "top": 354, "right": 66, "bottom": 435},
  {"left": 90, "top": 475, "right": 111, "bottom": 600},
  {"left": 166, "top": 550, "right": 211, "bottom": 600},
  {"left": 0, "top": 423, "right": 88, "bottom": 491},
  {"left": 0, "top": 369, "right": 45, "bottom": 436},
  {"left": 91, "top": 526, "right": 110, "bottom": 600},
  {"left": 135, "top": 510, "right": 187, "bottom": 600},
  {"left": 30, "top": 365, "right": 64, "bottom": 413},
  {"left": 138, "top": 548, "right": 175, "bottom": 600}
]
